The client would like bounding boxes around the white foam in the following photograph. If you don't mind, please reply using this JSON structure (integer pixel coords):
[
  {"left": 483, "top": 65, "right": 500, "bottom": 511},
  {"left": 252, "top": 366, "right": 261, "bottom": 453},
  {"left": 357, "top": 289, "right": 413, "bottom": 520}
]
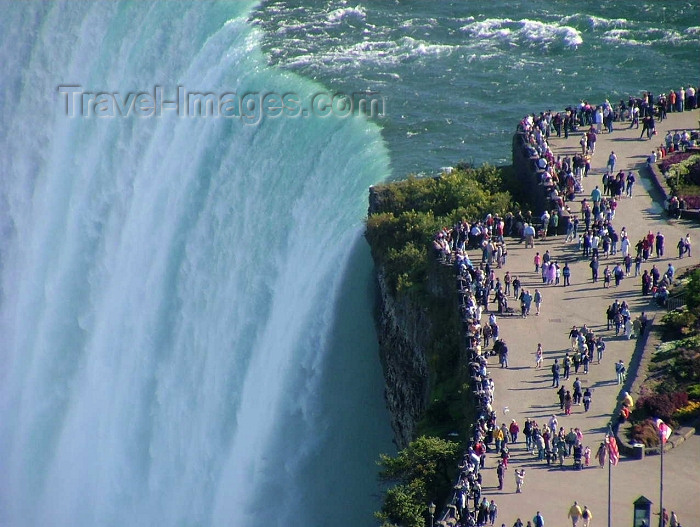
[
  {"left": 602, "top": 27, "right": 692, "bottom": 46},
  {"left": 327, "top": 5, "right": 366, "bottom": 24},
  {"left": 560, "top": 13, "right": 627, "bottom": 29},
  {"left": 461, "top": 17, "right": 582, "bottom": 49},
  {"left": 460, "top": 18, "right": 514, "bottom": 39}
]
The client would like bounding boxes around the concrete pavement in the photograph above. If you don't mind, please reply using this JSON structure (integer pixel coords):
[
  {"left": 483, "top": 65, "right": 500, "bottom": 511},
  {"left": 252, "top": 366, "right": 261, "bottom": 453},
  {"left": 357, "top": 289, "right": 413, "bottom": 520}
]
[{"left": 480, "top": 108, "right": 700, "bottom": 527}]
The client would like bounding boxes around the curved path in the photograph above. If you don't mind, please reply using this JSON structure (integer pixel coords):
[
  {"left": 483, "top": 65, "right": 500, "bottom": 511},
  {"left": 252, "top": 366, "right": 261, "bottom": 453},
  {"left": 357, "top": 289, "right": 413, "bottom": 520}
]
[{"left": 482, "top": 108, "right": 700, "bottom": 527}]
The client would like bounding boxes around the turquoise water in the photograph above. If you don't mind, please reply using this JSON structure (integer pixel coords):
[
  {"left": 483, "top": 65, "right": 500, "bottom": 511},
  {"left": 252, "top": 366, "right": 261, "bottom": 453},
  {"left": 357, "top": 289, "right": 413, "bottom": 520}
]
[
  {"left": 0, "top": 1, "right": 697, "bottom": 526},
  {"left": 253, "top": 0, "right": 700, "bottom": 175}
]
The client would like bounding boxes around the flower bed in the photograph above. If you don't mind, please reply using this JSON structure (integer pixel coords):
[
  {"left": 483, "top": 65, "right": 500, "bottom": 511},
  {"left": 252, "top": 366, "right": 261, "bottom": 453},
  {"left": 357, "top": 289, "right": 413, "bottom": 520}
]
[
  {"left": 660, "top": 153, "right": 700, "bottom": 205},
  {"left": 627, "top": 267, "right": 700, "bottom": 446}
]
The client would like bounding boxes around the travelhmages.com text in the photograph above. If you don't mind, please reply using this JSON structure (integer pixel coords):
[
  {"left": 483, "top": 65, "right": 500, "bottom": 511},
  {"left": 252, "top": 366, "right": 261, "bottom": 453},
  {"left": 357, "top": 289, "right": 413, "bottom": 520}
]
[{"left": 57, "top": 85, "right": 386, "bottom": 123}]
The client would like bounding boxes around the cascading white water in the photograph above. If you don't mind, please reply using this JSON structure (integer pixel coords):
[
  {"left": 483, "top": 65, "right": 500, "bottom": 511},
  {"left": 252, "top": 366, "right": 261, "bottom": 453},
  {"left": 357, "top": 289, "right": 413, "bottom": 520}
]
[{"left": 0, "top": 2, "right": 394, "bottom": 525}]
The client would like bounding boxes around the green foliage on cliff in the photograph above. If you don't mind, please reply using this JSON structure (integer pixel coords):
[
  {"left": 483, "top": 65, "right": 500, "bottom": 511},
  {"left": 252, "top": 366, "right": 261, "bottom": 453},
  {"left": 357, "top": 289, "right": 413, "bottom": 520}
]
[
  {"left": 376, "top": 436, "right": 461, "bottom": 527},
  {"left": 366, "top": 164, "right": 513, "bottom": 293},
  {"left": 366, "top": 209, "right": 442, "bottom": 294},
  {"left": 367, "top": 164, "right": 515, "bottom": 526}
]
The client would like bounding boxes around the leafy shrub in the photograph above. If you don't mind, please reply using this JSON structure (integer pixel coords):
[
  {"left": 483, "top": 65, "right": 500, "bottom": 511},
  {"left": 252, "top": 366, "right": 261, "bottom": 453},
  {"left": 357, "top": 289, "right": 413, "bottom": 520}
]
[
  {"left": 629, "top": 418, "right": 662, "bottom": 447},
  {"left": 658, "top": 151, "right": 697, "bottom": 175},
  {"left": 655, "top": 377, "right": 680, "bottom": 395},
  {"left": 632, "top": 392, "right": 688, "bottom": 423},
  {"left": 366, "top": 164, "right": 516, "bottom": 295},
  {"left": 671, "top": 347, "right": 700, "bottom": 383},
  {"left": 686, "top": 268, "right": 700, "bottom": 311},
  {"left": 674, "top": 400, "right": 700, "bottom": 422},
  {"left": 688, "top": 383, "right": 700, "bottom": 400},
  {"left": 377, "top": 436, "right": 461, "bottom": 527},
  {"left": 377, "top": 482, "right": 425, "bottom": 527},
  {"left": 385, "top": 242, "right": 428, "bottom": 293},
  {"left": 660, "top": 307, "right": 697, "bottom": 339},
  {"left": 663, "top": 154, "right": 700, "bottom": 198},
  {"left": 671, "top": 392, "right": 689, "bottom": 408}
]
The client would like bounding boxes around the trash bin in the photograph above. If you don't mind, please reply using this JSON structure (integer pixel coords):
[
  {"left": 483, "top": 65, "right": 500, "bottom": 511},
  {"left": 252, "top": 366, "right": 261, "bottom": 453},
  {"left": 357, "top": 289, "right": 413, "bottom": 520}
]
[{"left": 632, "top": 443, "right": 645, "bottom": 460}]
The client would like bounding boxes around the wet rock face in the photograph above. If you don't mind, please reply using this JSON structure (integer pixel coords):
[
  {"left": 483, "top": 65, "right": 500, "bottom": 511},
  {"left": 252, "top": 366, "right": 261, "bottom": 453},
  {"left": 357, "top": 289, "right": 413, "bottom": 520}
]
[
  {"left": 368, "top": 185, "right": 469, "bottom": 449},
  {"left": 374, "top": 269, "right": 430, "bottom": 449}
]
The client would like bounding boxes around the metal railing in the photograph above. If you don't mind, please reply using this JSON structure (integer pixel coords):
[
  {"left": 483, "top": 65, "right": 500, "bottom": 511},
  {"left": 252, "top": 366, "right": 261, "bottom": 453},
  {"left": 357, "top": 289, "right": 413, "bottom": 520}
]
[{"left": 666, "top": 294, "right": 686, "bottom": 311}]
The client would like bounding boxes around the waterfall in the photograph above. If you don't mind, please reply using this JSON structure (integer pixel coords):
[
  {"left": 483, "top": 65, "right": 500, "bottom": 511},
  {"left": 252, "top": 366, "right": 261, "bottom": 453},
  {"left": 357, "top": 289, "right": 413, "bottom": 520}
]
[{"left": 0, "top": 2, "right": 393, "bottom": 525}]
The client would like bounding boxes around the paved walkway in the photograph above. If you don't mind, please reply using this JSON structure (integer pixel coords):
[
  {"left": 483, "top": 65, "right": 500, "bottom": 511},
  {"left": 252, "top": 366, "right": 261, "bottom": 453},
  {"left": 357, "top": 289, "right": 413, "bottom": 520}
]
[{"left": 482, "top": 109, "right": 700, "bottom": 527}]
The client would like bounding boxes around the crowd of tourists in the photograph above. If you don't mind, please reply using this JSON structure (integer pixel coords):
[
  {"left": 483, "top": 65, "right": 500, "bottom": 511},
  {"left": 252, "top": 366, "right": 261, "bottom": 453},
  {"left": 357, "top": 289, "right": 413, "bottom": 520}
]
[
  {"left": 428, "top": 93, "right": 697, "bottom": 527},
  {"left": 516, "top": 88, "right": 698, "bottom": 229}
]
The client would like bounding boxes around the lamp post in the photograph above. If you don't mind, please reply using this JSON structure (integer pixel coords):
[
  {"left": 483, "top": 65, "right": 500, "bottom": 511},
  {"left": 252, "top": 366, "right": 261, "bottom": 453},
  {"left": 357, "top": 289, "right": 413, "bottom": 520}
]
[{"left": 428, "top": 501, "right": 436, "bottom": 527}]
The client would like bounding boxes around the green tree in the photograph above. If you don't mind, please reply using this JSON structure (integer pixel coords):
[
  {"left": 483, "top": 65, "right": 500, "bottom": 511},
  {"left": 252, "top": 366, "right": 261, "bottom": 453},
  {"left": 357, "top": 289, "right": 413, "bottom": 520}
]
[
  {"left": 377, "top": 436, "right": 460, "bottom": 527},
  {"left": 685, "top": 268, "right": 700, "bottom": 311}
]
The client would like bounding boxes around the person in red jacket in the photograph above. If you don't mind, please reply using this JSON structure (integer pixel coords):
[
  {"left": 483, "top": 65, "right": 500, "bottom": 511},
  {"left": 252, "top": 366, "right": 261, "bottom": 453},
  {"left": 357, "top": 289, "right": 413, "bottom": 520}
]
[{"left": 509, "top": 420, "right": 520, "bottom": 443}]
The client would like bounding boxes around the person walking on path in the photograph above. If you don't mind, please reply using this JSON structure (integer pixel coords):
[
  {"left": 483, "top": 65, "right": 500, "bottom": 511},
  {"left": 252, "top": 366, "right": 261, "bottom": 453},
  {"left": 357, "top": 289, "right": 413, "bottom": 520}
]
[
  {"left": 569, "top": 326, "right": 578, "bottom": 350},
  {"left": 494, "top": 425, "right": 504, "bottom": 452},
  {"left": 568, "top": 501, "right": 583, "bottom": 527},
  {"left": 640, "top": 115, "right": 650, "bottom": 139},
  {"left": 573, "top": 377, "right": 582, "bottom": 405},
  {"left": 523, "top": 223, "right": 536, "bottom": 248},
  {"left": 499, "top": 341, "right": 510, "bottom": 368},
  {"left": 583, "top": 387, "right": 592, "bottom": 412},
  {"left": 564, "top": 390, "right": 573, "bottom": 415},
  {"left": 582, "top": 506, "right": 593, "bottom": 527},
  {"left": 515, "top": 469, "right": 525, "bottom": 493},
  {"left": 595, "top": 336, "right": 605, "bottom": 364},
  {"left": 552, "top": 359, "right": 561, "bottom": 387},
  {"left": 533, "top": 511, "right": 544, "bottom": 527},
  {"left": 497, "top": 459, "right": 506, "bottom": 490},
  {"left": 509, "top": 419, "right": 520, "bottom": 443},
  {"left": 590, "top": 256, "right": 599, "bottom": 282},
  {"left": 562, "top": 262, "right": 571, "bottom": 285},
  {"left": 489, "top": 499, "right": 498, "bottom": 526},
  {"left": 524, "top": 419, "right": 533, "bottom": 452},
  {"left": 658, "top": 508, "right": 669, "bottom": 527},
  {"left": 557, "top": 385, "right": 566, "bottom": 410},
  {"left": 656, "top": 232, "right": 665, "bottom": 257},
  {"left": 536, "top": 343, "right": 544, "bottom": 368},
  {"left": 596, "top": 442, "right": 606, "bottom": 468},
  {"left": 607, "top": 151, "right": 617, "bottom": 173},
  {"left": 626, "top": 171, "right": 636, "bottom": 197},
  {"left": 534, "top": 289, "right": 543, "bottom": 315},
  {"left": 582, "top": 352, "right": 590, "bottom": 374},
  {"left": 615, "top": 360, "right": 626, "bottom": 384},
  {"left": 521, "top": 290, "right": 532, "bottom": 317}
]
